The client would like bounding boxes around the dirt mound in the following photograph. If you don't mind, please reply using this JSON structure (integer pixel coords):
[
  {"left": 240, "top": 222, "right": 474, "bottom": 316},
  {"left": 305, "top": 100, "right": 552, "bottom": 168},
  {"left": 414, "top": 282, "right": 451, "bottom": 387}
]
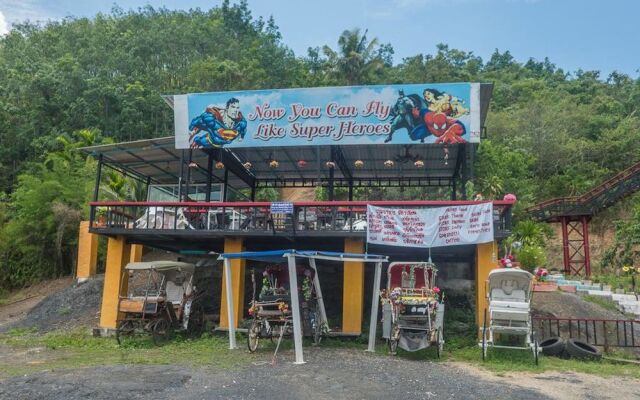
[
  {"left": 1, "top": 276, "right": 103, "bottom": 333},
  {"left": 532, "top": 291, "right": 625, "bottom": 319}
]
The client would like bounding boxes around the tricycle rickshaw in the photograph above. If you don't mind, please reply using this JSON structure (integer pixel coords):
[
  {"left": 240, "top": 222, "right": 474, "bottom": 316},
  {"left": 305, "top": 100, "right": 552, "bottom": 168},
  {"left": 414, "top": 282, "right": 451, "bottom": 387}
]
[
  {"left": 247, "top": 264, "right": 326, "bottom": 352},
  {"left": 479, "top": 267, "right": 540, "bottom": 364},
  {"left": 381, "top": 261, "right": 445, "bottom": 357},
  {"left": 115, "top": 261, "right": 206, "bottom": 345}
]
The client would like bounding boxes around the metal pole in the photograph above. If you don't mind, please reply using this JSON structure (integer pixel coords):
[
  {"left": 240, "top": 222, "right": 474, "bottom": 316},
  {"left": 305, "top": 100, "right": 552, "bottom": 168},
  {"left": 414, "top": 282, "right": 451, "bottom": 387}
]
[
  {"left": 328, "top": 167, "right": 334, "bottom": 201},
  {"left": 348, "top": 179, "right": 353, "bottom": 201},
  {"left": 308, "top": 258, "right": 328, "bottom": 328},
  {"left": 250, "top": 185, "right": 256, "bottom": 201},
  {"left": 287, "top": 254, "right": 305, "bottom": 364},
  {"left": 185, "top": 149, "right": 192, "bottom": 201},
  {"left": 451, "top": 176, "right": 457, "bottom": 201},
  {"left": 178, "top": 149, "right": 185, "bottom": 201},
  {"left": 223, "top": 258, "right": 237, "bottom": 349},
  {"left": 582, "top": 216, "right": 591, "bottom": 277},
  {"left": 205, "top": 151, "right": 213, "bottom": 202},
  {"left": 367, "top": 261, "right": 383, "bottom": 352},
  {"left": 93, "top": 154, "right": 103, "bottom": 202},
  {"left": 223, "top": 168, "right": 229, "bottom": 201}
]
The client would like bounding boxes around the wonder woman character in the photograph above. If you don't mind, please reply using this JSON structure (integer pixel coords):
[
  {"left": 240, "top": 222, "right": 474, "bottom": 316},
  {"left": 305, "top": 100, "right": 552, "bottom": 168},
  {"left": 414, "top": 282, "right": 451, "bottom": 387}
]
[{"left": 189, "top": 98, "right": 247, "bottom": 148}]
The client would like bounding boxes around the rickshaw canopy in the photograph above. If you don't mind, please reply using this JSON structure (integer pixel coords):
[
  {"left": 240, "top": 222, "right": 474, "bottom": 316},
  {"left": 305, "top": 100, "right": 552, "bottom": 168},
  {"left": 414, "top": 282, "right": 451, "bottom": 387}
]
[{"left": 125, "top": 261, "right": 196, "bottom": 273}]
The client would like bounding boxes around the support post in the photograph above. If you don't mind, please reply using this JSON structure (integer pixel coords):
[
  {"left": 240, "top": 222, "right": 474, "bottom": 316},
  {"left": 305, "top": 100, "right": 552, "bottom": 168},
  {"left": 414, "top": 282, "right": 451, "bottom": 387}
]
[
  {"left": 475, "top": 241, "right": 495, "bottom": 331},
  {"left": 223, "top": 258, "right": 237, "bottom": 349},
  {"left": 348, "top": 180, "right": 353, "bottom": 201},
  {"left": 287, "top": 254, "right": 305, "bottom": 364},
  {"left": 93, "top": 154, "right": 103, "bottom": 202},
  {"left": 223, "top": 168, "right": 229, "bottom": 201},
  {"left": 219, "top": 238, "right": 245, "bottom": 328},
  {"left": 99, "top": 237, "right": 131, "bottom": 329},
  {"left": 366, "top": 261, "right": 383, "bottom": 352},
  {"left": 185, "top": 149, "right": 192, "bottom": 200},
  {"left": 582, "top": 216, "right": 591, "bottom": 277},
  {"left": 250, "top": 185, "right": 256, "bottom": 201},
  {"left": 561, "top": 217, "right": 570, "bottom": 275},
  {"left": 343, "top": 238, "right": 365, "bottom": 334},
  {"left": 308, "top": 258, "right": 328, "bottom": 328},
  {"left": 129, "top": 244, "right": 143, "bottom": 263},
  {"left": 76, "top": 221, "right": 98, "bottom": 281}
]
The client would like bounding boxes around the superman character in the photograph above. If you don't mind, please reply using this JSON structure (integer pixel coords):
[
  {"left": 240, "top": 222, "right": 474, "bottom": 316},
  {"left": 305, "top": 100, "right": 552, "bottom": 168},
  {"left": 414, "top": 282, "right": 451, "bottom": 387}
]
[{"left": 189, "top": 97, "right": 247, "bottom": 148}]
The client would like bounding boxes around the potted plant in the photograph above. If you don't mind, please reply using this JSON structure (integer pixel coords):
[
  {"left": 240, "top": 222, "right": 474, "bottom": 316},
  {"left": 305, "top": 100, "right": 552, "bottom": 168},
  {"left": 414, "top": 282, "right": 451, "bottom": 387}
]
[{"left": 95, "top": 207, "right": 108, "bottom": 227}]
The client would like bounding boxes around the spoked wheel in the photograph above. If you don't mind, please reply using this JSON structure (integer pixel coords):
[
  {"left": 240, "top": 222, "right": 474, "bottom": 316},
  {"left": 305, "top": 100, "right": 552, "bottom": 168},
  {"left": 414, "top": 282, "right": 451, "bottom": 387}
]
[
  {"left": 151, "top": 318, "right": 173, "bottom": 346},
  {"left": 115, "top": 320, "right": 135, "bottom": 345},
  {"left": 186, "top": 303, "right": 205, "bottom": 338},
  {"left": 436, "top": 328, "right": 444, "bottom": 359},
  {"left": 247, "top": 319, "right": 261, "bottom": 353},
  {"left": 481, "top": 308, "right": 488, "bottom": 361},
  {"left": 388, "top": 325, "right": 400, "bottom": 355},
  {"left": 312, "top": 308, "right": 323, "bottom": 346}
]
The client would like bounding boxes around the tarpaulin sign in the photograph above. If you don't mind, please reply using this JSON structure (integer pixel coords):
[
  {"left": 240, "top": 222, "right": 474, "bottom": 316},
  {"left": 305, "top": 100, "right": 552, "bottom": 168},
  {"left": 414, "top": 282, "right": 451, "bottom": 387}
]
[
  {"left": 366, "top": 204, "right": 494, "bottom": 248},
  {"left": 271, "top": 202, "right": 294, "bottom": 214}
]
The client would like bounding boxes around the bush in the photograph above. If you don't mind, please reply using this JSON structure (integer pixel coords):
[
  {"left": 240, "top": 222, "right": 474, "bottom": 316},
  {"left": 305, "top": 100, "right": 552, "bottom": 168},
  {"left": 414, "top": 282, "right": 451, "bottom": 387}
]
[{"left": 516, "top": 245, "right": 546, "bottom": 272}]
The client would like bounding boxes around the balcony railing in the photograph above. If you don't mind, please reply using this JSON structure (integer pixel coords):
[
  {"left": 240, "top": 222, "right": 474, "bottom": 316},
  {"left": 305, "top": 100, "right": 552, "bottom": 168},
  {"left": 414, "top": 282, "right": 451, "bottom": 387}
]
[{"left": 89, "top": 200, "right": 514, "bottom": 238}]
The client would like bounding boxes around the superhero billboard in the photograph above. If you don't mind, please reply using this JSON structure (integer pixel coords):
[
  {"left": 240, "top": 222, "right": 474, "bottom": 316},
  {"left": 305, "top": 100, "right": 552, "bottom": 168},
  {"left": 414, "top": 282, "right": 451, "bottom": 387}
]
[{"left": 173, "top": 83, "right": 481, "bottom": 149}]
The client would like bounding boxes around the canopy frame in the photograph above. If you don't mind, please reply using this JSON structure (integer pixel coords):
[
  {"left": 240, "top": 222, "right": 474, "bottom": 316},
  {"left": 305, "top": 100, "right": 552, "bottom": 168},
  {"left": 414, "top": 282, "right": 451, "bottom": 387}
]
[{"left": 218, "top": 249, "right": 388, "bottom": 364}]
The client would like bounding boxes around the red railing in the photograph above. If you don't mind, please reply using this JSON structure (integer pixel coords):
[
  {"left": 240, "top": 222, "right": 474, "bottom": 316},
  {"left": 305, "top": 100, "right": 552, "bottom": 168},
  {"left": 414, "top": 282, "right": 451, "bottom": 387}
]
[{"left": 89, "top": 200, "right": 514, "bottom": 237}]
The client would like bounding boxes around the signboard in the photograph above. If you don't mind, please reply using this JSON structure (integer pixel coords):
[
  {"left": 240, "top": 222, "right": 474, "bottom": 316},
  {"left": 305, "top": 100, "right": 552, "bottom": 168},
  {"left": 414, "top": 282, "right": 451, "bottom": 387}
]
[
  {"left": 270, "top": 202, "right": 294, "bottom": 214},
  {"left": 173, "top": 83, "right": 481, "bottom": 149},
  {"left": 366, "top": 204, "right": 494, "bottom": 248}
]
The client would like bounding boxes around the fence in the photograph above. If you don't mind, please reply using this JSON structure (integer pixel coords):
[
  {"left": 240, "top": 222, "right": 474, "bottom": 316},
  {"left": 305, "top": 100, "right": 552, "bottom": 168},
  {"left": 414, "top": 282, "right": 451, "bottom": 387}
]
[{"left": 533, "top": 317, "right": 640, "bottom": 348}]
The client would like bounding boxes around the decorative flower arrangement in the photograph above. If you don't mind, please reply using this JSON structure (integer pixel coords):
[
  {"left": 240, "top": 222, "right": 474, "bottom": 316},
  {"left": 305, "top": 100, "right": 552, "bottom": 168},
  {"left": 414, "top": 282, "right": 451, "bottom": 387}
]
[
  {"left": 269, "top": 160, "right": 279, "bottom": 169},
  {"left": 534, "top": 267, "right": 549, "bottom": 281},
  {"left": 297, "top": 160, "right": 307, "bottom": 167},
  {"left": 215, "top": 161, "right": 225, "bottom": 170},
  {"left": 248, "top": 304, "right": 257, "bottom": 317},
  {"left": 500, "top": 255, "right": 515, "bottom": 268},
  {"left": 354, "top": 160, "right": 364, "bottom": 169},
  {"left": 302, "top": 271, "right": 313, "bottom": 301},
  {"left": 278, "top": 302, "right": 289, "bottom": 313},
  {"left": 325, "top": 161, "right": 336, "bottom": 169},
  {"left": 384, "top": 160, "right": 395, "bottom": 168},
  {"left": 243, "top": 161, "right": 252, "bottom": 170},
  {"left": 414, "top": 160, "right": 425, "bottom": 168}
]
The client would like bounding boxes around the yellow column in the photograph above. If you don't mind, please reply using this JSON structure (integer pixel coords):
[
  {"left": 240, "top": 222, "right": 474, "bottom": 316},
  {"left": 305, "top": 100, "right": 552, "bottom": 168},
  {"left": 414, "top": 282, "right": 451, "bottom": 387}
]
[
  {"left": 342, "top": 238, "right": 365, "bottom": 335},
  {"left": 219, "top": 238, "right": 245, "bottom": 328},
  {"left": 129, "top": 244, "right": 144, "bottom": 263},
  {"left": 99, "top": 237, "right": 131, "bottom": 329},
  {"left": 476, "top": 241, "right": 497, "bottom": 330},
  {"left": 76, "top": 221, "right": 98, "bottom": 280}
]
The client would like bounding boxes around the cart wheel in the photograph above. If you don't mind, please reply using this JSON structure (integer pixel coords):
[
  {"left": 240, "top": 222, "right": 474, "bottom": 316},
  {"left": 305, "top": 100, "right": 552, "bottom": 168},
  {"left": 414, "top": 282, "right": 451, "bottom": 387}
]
[
  {"left": 247, "top": 319, "right": 260, "bottom": 353},
  {"left": 115, "top": 320, "right": 135, "bottom": 345},
  {"left": 186, "top": 303, "right": 205, "bottom": 338},
  {"left": 388, "top": 325, "right": 400, "bottom": 355},
  {"left": 436, "top": 328, "right": 444, "bottom": 359},
  {"left": 481, "top": 309, "right": 487, "bottom": 361},
  {"left": 312, "top": 309, "right": 323, "bottom": 346},
  {"left": 151, "top": 318, "right": 173, "bottom": 346}
]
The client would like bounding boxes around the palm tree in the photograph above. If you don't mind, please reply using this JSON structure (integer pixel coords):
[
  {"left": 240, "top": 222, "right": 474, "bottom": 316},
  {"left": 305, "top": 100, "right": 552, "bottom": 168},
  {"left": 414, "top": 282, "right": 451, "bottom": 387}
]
[{"left": 323, "top": 29, "right": 383, "bottom": 85}]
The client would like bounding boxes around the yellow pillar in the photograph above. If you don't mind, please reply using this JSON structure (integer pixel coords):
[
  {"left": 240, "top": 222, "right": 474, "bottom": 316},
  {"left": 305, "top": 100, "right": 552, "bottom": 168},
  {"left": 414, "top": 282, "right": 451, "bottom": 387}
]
[
  {"left": 99, "top": 237, "right": 131, "bottom": 329},
  {"left": 476, "top": 241, "right": 497, "bottom": 329},
  {"left": 76, "top": 221, "right": 98, "bottom": 280},
  {"left": 219, "top": 238, "right": 245, "bottom": 328},
  {"left": 129, "top": 244, "right": 144, "bottom": 263},
  {"left": 342, "top": 238, "right": 365, "bottom": 334}
]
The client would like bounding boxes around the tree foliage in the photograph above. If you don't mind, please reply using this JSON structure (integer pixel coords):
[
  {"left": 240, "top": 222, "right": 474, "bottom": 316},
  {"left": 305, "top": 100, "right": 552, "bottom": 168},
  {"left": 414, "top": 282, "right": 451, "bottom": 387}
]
[{"left": 0, "top": 2, "right": 639, "bottom": 287}]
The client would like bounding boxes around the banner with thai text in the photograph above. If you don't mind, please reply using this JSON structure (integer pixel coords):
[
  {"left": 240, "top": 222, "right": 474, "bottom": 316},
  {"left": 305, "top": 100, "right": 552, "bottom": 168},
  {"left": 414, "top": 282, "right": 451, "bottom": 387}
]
[
  {"left": 173, "top": 83, "right": 481, "bottom": 149},
  {"left": 366, "top": 203, "right": 494, "bottom": 248}
]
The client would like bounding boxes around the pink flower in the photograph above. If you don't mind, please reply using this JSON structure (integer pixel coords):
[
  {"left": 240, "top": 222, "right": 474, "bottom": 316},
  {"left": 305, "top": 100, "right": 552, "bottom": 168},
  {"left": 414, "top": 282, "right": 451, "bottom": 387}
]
[{"left": 432, "top": 287, "right": 441, "bottom": 294}]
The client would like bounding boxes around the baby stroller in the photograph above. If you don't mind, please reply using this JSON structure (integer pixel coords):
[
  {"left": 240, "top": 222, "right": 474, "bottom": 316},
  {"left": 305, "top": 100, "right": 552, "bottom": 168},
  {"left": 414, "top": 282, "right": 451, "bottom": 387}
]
[{"left": 479, "top": 268, "right": 539, "bottom": 364}]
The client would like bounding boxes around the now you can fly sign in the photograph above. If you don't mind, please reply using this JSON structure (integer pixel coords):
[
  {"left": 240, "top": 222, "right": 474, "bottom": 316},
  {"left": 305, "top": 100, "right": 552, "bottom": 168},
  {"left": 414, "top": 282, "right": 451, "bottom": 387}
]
[
  {"left": 366, "top": 204, "right": 494, "bottom": 248},
  {"left": 172, "top": 83, "right": 482, "bottom": 149}
]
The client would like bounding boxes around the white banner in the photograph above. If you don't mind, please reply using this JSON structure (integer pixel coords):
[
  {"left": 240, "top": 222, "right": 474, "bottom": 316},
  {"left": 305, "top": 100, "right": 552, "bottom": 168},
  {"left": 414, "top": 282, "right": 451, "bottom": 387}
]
[{"left": 366, "top": 203, "right": 494, "bottom": 248}]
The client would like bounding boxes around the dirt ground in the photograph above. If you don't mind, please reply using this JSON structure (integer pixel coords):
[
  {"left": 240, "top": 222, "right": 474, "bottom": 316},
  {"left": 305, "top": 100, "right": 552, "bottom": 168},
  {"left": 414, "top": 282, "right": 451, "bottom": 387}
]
[
  {"left": 1, "top": 346, "right": 639, "bottom": 400},
  {"left": 0, "top": 277, "right": 74, "bottom": 331}
]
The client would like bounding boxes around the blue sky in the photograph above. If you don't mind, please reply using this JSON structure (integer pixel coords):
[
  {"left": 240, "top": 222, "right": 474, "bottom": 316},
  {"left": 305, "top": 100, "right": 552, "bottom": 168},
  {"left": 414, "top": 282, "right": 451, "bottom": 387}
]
[{"left": 0, "top": 0, "right": 638, "bottom": 77}]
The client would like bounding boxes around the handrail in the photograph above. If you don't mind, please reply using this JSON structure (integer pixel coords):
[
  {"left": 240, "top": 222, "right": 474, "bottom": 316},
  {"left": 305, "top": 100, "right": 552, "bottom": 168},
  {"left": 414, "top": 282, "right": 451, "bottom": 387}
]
[{"left": 90, "top": 200, "right": 516, "bottom": 207}]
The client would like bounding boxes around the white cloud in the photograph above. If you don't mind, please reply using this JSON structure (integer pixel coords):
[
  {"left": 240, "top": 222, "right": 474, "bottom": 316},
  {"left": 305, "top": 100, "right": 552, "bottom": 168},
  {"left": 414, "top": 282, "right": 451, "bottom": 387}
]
[
  {"left": 0, "top": 11, "right": 9, "bottom": 35},
  {"left": 0, "top": 0, "right": 54, "bottom": 26}
]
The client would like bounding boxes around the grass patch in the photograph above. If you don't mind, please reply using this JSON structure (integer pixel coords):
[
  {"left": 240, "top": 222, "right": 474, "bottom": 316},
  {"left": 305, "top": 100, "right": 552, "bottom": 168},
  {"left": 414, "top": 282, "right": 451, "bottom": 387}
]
[
  {"left": 0, "top": 328, "right": 251, "bottom": 378},
  {"left": 582, "top": 295, "right": 622, "bottom": 313}
]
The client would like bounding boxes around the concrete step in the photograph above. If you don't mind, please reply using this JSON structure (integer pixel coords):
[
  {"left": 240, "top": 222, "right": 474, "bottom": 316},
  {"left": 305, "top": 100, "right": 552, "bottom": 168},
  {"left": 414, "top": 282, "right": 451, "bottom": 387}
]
[{"left": 612, "top": 294, "right": 638, "bottom": 302}]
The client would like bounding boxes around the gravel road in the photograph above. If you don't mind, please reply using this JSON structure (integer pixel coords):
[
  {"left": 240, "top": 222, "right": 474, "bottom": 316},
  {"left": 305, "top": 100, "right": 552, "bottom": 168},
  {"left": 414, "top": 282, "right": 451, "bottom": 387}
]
[{"left": 0, "top": 347, "right": 549, "bottom": 400}]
